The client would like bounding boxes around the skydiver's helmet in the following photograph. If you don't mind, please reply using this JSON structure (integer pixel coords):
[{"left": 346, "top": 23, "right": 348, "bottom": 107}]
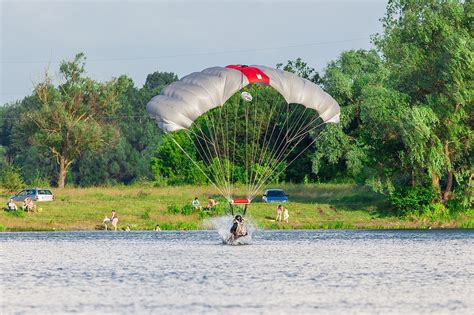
[{"left": 235, "top": 215, "right": 243, "bottom": 223}]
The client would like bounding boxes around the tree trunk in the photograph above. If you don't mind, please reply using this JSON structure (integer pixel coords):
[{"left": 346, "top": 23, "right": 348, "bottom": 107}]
[
  {"left": 57, "top": 156, "right": 67, "bottom": 188},
  {"left": 432, "top": 172, "right": 440, "bottom": 198},
  {"left": 442, "top": 139, "right": 452, "bottom": 201},
  {"left": 411, "top": 169, "right": 416, "bottom": 187},
  {"left": 442, "top": 171, "right": 453, "bottom": 201}
]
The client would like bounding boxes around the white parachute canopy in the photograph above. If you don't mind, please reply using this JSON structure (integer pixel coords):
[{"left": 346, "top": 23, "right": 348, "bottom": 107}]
[
  {"left": 147, "top": 65, "right": 340, "bottom": 203},
  {"left": 147, "top": 65, "right": 339, "bottom": 133}
]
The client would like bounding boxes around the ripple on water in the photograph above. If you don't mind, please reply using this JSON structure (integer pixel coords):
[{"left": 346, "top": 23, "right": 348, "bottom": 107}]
[{"left": 1, "top": 229, "right": 473, "bottom": 314}]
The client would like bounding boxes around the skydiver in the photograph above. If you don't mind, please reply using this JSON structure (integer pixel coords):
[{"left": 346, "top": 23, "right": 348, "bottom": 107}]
[{"left": 229, "top": 215, "right": 248, "bottom": 241}]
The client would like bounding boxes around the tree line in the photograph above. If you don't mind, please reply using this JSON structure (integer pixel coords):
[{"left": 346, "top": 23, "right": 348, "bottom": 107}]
[{"left": 0, "top": 0, "right": 472, "bottom": 214}]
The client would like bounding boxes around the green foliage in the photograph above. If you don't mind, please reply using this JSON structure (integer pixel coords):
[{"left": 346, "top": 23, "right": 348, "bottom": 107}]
[
  {"left": 29, "top": 173, "right": 51, "bottom": 188},
  {"left": 389, "top": 186, "right": 437, "bottom": 216},
  {"left": 151, "top": 132, "right": 206, "bottom": 186},
  {"left": 141, "top": 209, "right": 151, "bottom": 220},
  {"left": 7, "top": 209, "right": 25, "bottom": 218},
  {"left": 143, "top": 71, "right": 178, "bottom": 91},
  {"left": 0, "top": 224, "right": 6, "bottom": 232},
  {"left": 180, "top": 204, "right": 195, "bottom": 215},
  {"left": 375, "top": 0, "right": 473, "bottom": 200},
  {"left": 166, "top": 204, "right": 181, "bottom": 214},
  {"left": 277, "top": 57, "right": 322, "bottom": 83},
  {"left": 166, "top": 203, "right": 202, "bottom": 216},
  {"left": 0, "top": 165, "right": 25, "bottom": 193},
  {"left": 422, "top": 203, "right": 450, "bottom": 221},
  {"left": 22, "top": 53, "right": 130, "bottom": 187}
]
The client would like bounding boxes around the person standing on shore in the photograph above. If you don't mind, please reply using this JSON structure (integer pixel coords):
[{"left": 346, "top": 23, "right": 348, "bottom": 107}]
[
  {"left": 103, "top": 210, "right": 119, "bottom": 231},
  {"left": 110, "top": 210, "right": 119, "bottom": 231},
  {"left": 276, "top": 204, "right": 283, "bottom": 222},
  {"left": 283, "top": 206, "right": 289, "bottom": 223}
]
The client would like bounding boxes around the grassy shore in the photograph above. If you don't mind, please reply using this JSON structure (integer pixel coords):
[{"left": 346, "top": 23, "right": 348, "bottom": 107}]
[{"left": 0, "top": 184, "right": 473, "bottom": 232}]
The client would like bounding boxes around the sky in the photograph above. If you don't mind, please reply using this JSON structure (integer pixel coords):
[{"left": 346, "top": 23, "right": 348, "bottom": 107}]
[{"left": 1, "top": 0, "right": 387, "bottom": 105}]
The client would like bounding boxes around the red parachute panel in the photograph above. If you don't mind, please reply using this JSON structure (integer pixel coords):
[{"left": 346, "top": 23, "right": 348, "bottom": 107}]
[{"left": 226, "top": 64, "right": 270, "bottom": 85}]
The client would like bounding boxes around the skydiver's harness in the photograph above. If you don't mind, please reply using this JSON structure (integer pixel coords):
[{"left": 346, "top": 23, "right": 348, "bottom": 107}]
[{"left": 230, "top": 219, "right": 248, "bottom": 238}]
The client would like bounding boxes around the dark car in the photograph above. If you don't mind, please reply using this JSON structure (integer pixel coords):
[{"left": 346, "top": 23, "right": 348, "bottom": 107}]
[
  {"left": 10, "top": 188, "right": 54, "bottom": 202},
  {"left": 262, "top": 189, "right": 288, "bottom": 203}
]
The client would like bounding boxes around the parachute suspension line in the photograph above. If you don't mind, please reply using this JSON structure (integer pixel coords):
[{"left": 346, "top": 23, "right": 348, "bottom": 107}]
[
  {"left": 249, "top": 125, "right": 328, "bottom": 200},
  {"left": 185, "top": 127, "right": 230, "bottom": 200},
  {"left": 215, "top": 106, "right": 233, "bottom": 200},
  {"left": 230, "top": 96, "right": 239, "bottom": 197},
  {"left": 205, "top": 105, "right": 233, "bottom": 199},
  {"left": 247, "top": 91, "right": 286, "bottom": 199},
  {"left": 247, "top": 88, "right": 265, "bottom": 200},
  {"left": 223, "top": 96, "right": 232, "bottom": 200},
  {"left": 248, "top": 118, "right": 328, "bottom": 200},
  {"left": 187, "top": 110, "right": 234, "bottom": 201},
  {"left": 248, "top": 111, "right": 321, "bottom": 199},
  {"left": 248, "top": 96, "right": 288, "bottom": 192},
  {"left": 247, "top": 105, "right": 326, "bottom": 200},
  {"left": 248, "top": 100, "right": 309, "bottom": 199},
  {"left": 183, "top": 128, "right": 231, "bottom": 200},
  {"left": 245, "top": 95, "right": 250, "bottom": 197},
  {"left": 214, "top": 102, "right": 230, "bottom": 198},
  {"left": 169, "top": 136, "right": 228, "bottom": 199}
]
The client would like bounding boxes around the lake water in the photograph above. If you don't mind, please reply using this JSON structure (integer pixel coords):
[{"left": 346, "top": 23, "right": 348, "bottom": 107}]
[{"left": 1, "top": 228, "right": 473, "bottom": 314}]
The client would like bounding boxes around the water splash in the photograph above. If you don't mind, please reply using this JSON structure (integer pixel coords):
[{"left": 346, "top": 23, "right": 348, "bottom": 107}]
[{"left": 204, "top": 215, "right": 257, "bottom": 245}]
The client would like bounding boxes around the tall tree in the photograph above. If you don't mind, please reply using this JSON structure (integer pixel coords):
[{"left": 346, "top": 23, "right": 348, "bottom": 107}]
[
  {"left": 23, "top": 53, "right": 129, "bottom": 187},
  {"left": 375, "top": 0, "right": 473, "bottom": 201}
]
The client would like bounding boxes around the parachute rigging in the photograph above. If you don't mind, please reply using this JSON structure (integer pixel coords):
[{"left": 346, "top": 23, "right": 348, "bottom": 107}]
[{"left": 147, "top": 65, "right": 340, "bottom": 210}]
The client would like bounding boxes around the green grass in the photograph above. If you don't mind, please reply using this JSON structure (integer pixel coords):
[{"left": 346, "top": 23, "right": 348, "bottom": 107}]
[{"left": 0, "top": 184, "right": 472, "bottom": 231}]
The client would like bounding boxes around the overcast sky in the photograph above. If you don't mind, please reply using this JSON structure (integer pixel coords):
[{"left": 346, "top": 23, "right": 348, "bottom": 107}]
[{"left": 1, "top": 0, "right": 387, "bottom": 105}]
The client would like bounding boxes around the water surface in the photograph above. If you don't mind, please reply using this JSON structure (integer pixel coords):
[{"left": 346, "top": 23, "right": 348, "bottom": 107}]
[{"left": 1, "top": 230, "right": 473, "bottom": 314}]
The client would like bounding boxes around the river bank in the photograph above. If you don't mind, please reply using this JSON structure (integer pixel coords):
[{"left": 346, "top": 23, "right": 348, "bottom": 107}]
[{"left": 1, "top": 184, "right": 472, "bottom": 231}]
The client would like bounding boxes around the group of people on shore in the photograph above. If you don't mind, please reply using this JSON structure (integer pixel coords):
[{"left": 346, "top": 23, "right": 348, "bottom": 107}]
[
  {"left": 100, "top": 197, "right": 288, "bottom": 233},
  {"left": 6, "top": 198, "right": 36, "bottom": 212},
  {"left": 192, "top": 196, "right": 218, "bottom": 210},
  {"left": 102, "top": 210, "right": 162, "bottom": 232}
]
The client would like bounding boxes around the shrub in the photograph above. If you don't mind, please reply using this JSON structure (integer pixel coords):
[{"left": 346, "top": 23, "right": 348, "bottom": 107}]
[
  {"left": 7, "top": 209, "right": 25, "bottom": 218},
  {"left": 0, "top": 166, "right": 24, "bottom": 194},
  {"left": 0, "top": 224, "right": 6, "bottom": 232},
  {"left": 29, "top": 174, "right": 51, "bottom": 188},
  {"left": 389, "top": 186, "right": 436, "bottom": 216},
  {"left": 180, "top": 204, "right": 194, "bottom": 215},
  {"left": 422, "top": 203, "right": 450, "bottom": 221},
  {"left": 166, "top": 204, "right": 181, "bottom": 214}
]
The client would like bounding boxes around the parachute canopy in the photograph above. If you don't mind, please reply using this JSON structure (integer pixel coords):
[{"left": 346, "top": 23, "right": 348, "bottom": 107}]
[{"left": 147, "top": 65, "right": 340, "bottom": 133}]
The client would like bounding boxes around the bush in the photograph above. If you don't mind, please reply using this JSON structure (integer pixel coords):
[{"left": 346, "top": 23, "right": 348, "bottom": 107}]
[
  {"left": 422, "top": 203, "right": 450, "bottom": 221},
  {"left": 447, "top": 195, "right": 472, "bottom": 213},
  {"left": 389, "top": 186, "right": 436, "bottom": 216},
  {"left": 167, "top": 203, "right": 200, "bottom": 216},
  {"left": 0, "top": 166, "right": 24, "bottom": 194},
  {"left": 167, "top": 204, "right": 181, "bottom": 214},
  {"left": 29, "top": 173, "right": 51, "bottom": 188},
  {"left": 7, "top": 209, "right": 25, "bottom": 218},
  {"left": 180, "top": 204, "right": 194, "bottom": 215}
]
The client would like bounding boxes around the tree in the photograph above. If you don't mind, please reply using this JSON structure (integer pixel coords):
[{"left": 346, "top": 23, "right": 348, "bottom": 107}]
[
  {"left": 143, "top": 71, "right": 178, "bottom": 90},
  {"left": 313, "top": 49, "right": 408, "bottom": 191},
  {"left": 375, "top": 0, "right": 473, "bottom": 202},
  {"left": 23, "top": 53, "right": 129, "bottom": 187},
  {"left": 277, "top": 57, "right": 322, "bottom": 84}
]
